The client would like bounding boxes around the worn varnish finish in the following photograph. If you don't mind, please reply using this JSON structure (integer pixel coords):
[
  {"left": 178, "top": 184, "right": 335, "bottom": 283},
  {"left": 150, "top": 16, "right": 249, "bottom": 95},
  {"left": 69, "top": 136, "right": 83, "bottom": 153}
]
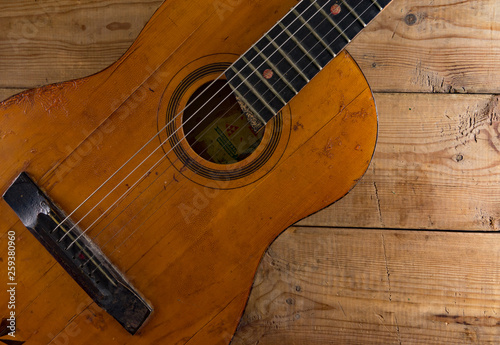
[
  {"left": 2, "top": 0, "right": 500, "bottom": 96},
  {"left": 0, "top": 0, "right": 378, "bottom": 344},
  {"left": 1, "top": 0, "right": 500, "bottom": 344}
]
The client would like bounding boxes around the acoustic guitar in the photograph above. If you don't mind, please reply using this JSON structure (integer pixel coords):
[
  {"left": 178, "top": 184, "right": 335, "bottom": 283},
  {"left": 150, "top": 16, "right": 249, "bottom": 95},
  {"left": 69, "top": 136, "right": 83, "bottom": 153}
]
[{"left": 0, "top": 0, "right": 392, "bottom": 343}]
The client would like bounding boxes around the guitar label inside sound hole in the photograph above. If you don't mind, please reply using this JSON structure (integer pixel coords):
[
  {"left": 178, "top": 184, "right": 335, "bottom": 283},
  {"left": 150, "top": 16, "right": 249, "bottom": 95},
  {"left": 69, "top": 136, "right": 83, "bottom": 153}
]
[{"left": 182, "top": 80, "right": 265, "bottom": 165}]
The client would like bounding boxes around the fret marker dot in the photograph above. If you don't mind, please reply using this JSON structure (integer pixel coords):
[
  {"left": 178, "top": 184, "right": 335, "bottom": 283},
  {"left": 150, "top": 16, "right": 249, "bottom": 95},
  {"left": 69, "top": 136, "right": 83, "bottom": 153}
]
[
  {"left": 263, "top": 69, "right": 273, "bottom": 79},
  {"left": 330, "top": 4, "right": 341, "bottom": 15}
]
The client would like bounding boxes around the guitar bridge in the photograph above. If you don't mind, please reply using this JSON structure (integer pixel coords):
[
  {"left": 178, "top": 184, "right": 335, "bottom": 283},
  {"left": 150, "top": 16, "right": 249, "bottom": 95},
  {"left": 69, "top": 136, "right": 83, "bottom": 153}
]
[{"left": 3, "top": 172, "right": 152, "bottom": 335}]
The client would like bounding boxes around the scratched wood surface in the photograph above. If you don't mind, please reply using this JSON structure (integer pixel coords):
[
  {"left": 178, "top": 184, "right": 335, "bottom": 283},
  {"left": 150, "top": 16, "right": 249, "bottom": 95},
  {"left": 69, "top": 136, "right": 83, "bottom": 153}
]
[
  {"left": 232, "top": 227, "right": 500, "bottom": 345},
  {"left": 1, "top": 0, "right": 500, "bottom": 344}
]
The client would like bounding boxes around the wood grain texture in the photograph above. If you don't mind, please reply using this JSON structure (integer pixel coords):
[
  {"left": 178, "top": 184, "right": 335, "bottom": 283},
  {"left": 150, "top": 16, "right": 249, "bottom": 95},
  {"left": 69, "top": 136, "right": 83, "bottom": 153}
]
[
  {"left": 2, "top": 0, "right": 500, "bottom": 95},
  {"left": 0, "top": 0, "right": 163, "bottom": 88},
  {"left": 350, "top": 0, "right": 500, "bottom": 93},
  {"left": 0, "top": 0, "right": 377, "bottom": 343},
  {"left": 0, "top": 89, "right": 24, "bottom": 102},
  {"left": 299, "top": 93, "right": 500, "bottom": 231},
  {"left": 1, "top": 0, "right": 500, "bottom": 344},
  {"left": 233, "top": 227, "right": 500, "bottom": 345}
]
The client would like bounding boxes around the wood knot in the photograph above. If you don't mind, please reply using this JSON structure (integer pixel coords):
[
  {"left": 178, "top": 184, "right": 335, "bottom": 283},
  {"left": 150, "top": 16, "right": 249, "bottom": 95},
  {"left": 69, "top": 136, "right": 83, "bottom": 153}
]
[
  {"left": 454, "top": 154, "right": 464, "bottom": 162},
  {"left": 106, "top": 22, "right": 132, "bottom": 31},
  {"left": 405, "top": 13, "right": 417, "bottom": 26}
]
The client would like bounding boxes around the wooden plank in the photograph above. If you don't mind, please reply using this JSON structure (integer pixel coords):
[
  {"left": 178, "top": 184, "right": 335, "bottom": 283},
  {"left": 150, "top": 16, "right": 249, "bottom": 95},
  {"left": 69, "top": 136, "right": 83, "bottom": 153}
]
[
  {"left": 0, "top": 0, "right": 162, "bottom": 88},
  {"left": 1, "top": 0, "right": 499, "bottom": 344},
  {"left": 0, "top": 88, "right": 24, "bottom": 101},
  {"left": 348, "top": 0, "right": 500, "bottom": 93},
  {"left": 232, "top": 226, "right": 500, "bottom": 344},
  {"left": 300, "top": 93, "right": 500, "bottom": 231},
  {"left": 1, "top": 0, "right": 500, "bottom": 94},
  {"left": 3, "top": 92, "right": 497, "bottom": 231}
]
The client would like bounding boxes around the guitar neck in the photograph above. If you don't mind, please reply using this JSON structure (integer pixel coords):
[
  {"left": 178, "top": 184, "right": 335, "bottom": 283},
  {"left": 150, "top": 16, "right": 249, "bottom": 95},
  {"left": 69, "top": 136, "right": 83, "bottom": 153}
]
[{"left": 226, "top": 0, "right": 392, "bottom": 125}]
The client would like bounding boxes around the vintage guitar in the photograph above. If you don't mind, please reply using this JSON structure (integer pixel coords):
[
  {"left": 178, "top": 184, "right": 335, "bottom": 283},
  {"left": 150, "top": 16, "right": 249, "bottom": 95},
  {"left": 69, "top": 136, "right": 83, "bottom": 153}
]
[{"left": 0, "top": 0, "right": 392, "bottom": 343}]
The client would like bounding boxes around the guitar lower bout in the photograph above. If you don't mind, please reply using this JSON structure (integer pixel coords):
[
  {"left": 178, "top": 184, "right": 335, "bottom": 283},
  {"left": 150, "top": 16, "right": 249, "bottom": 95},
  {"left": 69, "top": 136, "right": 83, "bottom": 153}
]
[{"left": 0, "top": 0, "right": 381, "bottom": 343}]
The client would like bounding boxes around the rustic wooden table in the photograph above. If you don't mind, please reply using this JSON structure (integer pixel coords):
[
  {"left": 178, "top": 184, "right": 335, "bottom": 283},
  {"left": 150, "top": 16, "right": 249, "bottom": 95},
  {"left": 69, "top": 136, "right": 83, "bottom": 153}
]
[{"left": 1, "top": 0, "right": 499, "bottom": 343}]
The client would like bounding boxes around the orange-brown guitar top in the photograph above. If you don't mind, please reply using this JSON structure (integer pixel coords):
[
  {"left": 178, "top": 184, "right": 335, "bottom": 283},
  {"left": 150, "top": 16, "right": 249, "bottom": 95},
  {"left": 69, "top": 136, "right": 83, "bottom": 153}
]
[{"left": 0, "top": 0, "right": 379, "bottom": 344}]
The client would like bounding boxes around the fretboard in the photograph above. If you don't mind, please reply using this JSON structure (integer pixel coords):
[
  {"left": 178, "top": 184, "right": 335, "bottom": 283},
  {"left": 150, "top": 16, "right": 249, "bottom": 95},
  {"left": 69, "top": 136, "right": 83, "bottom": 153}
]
[{"left": 225, "top": 0, "right": 392, "bottom": 125}]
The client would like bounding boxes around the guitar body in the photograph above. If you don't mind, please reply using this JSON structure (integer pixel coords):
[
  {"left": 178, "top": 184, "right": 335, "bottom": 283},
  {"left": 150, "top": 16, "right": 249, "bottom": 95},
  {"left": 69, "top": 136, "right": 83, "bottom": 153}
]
[{"left": 0, "top": 0, "right": 377, "bottom": 344}]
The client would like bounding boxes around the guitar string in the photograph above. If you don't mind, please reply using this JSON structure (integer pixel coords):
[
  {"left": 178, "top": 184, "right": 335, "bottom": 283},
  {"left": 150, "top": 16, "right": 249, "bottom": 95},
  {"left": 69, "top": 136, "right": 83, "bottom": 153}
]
[
  {"left": 57, "top": 0, "right": 324, "bottom": 243},
  {"left": 60, "top": 0, "right": 359, "bottom": 246},
  {"left": 78, "top": 1, "right": 380, "bottom": 263},
  {"left": 85, "top": 99, "right": 246, "bottom": 247},
  {"left": 83, "top": 4, "right": 382, "bottom": 275},
  {"left": 69, "top": 1, "right": 381, "bottom": 254},
  {"left": 82, "top": 102, "right": 246, "bottom": 268},
  {"left": 66, "top": 0, "right": 379, "bottom": 249},
  {"left": 85, "top": 104, "right": 266, "bottom": 272},
  {"left": 78, "top": 0, "right": 377, "bottom": 264}
]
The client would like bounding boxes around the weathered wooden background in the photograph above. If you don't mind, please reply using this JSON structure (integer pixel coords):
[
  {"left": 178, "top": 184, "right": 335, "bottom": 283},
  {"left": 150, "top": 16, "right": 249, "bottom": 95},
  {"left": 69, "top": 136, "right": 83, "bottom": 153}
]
[{"left": 1, "top": 0, "right": 500, "bottom": 343}]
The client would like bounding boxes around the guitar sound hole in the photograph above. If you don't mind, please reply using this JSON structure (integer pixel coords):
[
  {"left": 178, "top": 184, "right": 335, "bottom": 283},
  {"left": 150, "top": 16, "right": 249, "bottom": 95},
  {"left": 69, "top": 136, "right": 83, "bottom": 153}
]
[{"left": 183, "top": 80, "right": 264, "bottom": 165}]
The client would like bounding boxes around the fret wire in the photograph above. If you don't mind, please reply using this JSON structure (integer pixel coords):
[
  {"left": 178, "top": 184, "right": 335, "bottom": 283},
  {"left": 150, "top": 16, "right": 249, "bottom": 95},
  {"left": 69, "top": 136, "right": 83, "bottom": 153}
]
[
  {"left": 278, "top": 22, "right": 322, "bottom": 70},
  {"left": 370, "top": 0, "right": 383, "bottom": 11},
  {"left": 244, "top": 0, "right": 383, "bottom": 121},
  {"left": 238, "top": 0, "right": 382, "bottom": 123},
  {"left": 237, "top": 0, "right": 383, "bottom": 119},
  {"left": 230, "top": 66, "right": 278, "bottom": 114},
  {"left": 241, "top": 56, "right": 287, "bottom": 105},
  {"left": 292, "top": 8, "right": 336, "bottom": 56},
  {"left": 252, "top": 46, "right": 299, "bottom": 94},
  {"left": 265, "top": 34, "right": 310, "bottom": 82},
  {"left": 309, "top": 0, "right": 351, "bottom": 43},
  {"left": 84, "top": 0, "right": 392, "bottom": 264},
  {"left": 62, "top": 0, "right": 389, "bottom": 255},
  {"left": 57, "top": 0, "right": 328, "bottom": 244},
  {"left": 340, "top": 0, "right": 367, "bottom": 27}
]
